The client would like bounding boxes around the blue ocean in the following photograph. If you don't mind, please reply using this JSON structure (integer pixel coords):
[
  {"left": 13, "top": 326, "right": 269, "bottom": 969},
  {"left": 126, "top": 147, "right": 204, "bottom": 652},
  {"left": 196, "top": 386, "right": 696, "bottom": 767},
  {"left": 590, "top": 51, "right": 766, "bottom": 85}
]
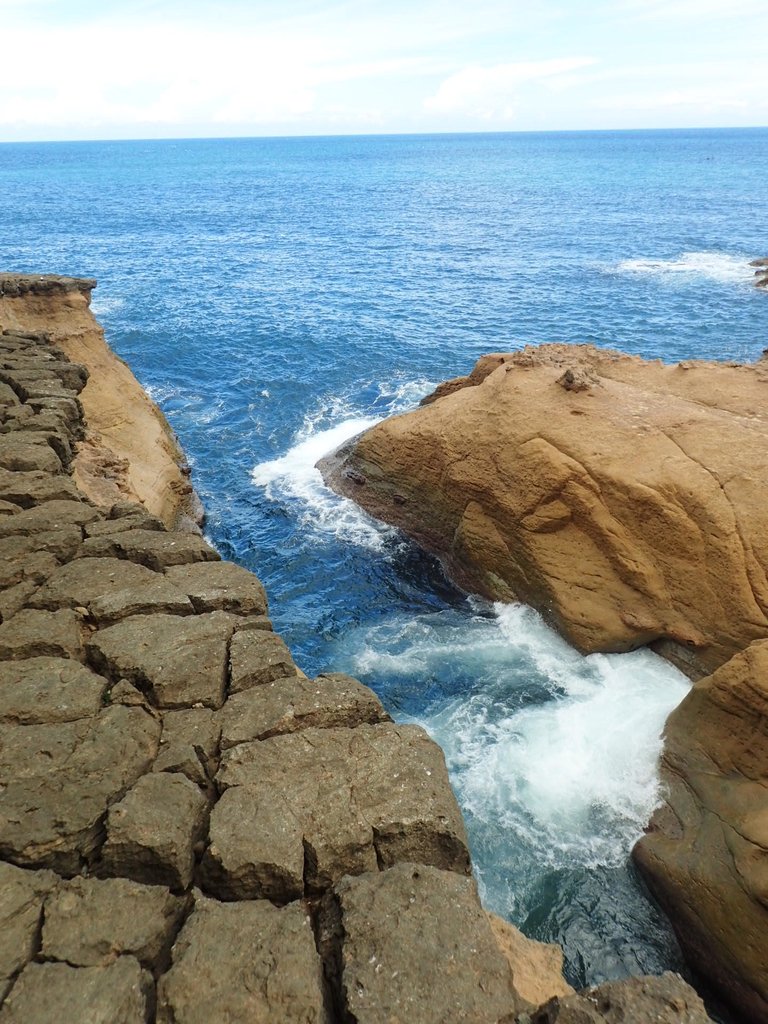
[{"left": 2, "top": 129, "right": 767, "bottom": 995}]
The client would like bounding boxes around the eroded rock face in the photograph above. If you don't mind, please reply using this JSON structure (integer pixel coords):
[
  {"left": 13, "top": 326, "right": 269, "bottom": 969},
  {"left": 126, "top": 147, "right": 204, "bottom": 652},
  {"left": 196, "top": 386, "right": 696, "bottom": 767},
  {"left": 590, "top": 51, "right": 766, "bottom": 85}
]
[
  {"left": 319, "top": 344, "right": 768, "bottom": 677},
  {"left": 634, "top": 640, "right": 768, "bottom": 1022}
]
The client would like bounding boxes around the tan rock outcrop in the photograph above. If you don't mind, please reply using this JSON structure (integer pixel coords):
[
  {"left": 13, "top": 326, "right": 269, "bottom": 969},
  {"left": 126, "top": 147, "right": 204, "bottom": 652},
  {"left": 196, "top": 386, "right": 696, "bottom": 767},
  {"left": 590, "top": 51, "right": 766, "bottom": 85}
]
[
  {"left": 319, "top": 343, "right": 768, "bottom": 678},
  {"left": 634, "top": 639, "right": 768, "bottom": 1022},
  {"left": 487, "top": 913, "right": 574, "bottom": 1009},
  {"left": 0, "top": 275, "right": 196, "bottom": 528}
]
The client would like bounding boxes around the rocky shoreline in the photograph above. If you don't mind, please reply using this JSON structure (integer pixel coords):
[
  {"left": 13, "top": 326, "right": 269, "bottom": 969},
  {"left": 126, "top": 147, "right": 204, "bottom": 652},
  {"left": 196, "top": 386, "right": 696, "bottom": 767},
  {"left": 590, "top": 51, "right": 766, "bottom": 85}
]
[
  {"left": 319, "top": 343, "right": 768, "bottom": 1024},
  {"left": 0, "top": 274, "right": 717, "bottom": 1022}
]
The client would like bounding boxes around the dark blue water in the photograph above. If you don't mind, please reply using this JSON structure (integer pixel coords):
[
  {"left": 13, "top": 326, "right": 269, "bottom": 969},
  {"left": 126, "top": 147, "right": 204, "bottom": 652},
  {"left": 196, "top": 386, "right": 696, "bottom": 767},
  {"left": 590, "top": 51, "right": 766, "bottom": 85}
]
[{"left": 2, "top": 129, "right": 766, "bottom": 995}]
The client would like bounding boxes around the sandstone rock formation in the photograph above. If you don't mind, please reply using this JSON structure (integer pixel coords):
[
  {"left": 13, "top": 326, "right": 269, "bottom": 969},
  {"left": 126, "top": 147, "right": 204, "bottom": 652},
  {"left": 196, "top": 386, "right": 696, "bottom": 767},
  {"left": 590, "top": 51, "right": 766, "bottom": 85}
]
[
  {"left": 320, "top": 342, "right": 768, "bottom": 1022},
  {"left": 0, "top": 275, "right": 197, "bottom": 528},
  {"left": 0, "top": 281, "right": 711, "bottom": 1023},
  {"left": 319, "top": 344, "right": 768, "bottom": 679}
]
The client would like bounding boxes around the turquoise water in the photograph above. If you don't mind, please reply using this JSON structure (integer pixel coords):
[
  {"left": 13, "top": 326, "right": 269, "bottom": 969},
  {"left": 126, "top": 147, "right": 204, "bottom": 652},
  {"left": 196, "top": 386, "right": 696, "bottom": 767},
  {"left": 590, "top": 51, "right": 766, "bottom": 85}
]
[{"left": 2, "top": 129, "right": 766, "bottom": 994}]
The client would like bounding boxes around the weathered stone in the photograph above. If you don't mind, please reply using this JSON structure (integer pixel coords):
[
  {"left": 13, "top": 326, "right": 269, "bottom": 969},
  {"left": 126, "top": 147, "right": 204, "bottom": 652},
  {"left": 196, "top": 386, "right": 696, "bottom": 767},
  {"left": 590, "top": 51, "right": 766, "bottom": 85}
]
[
  {"left": 153, "top": 708, "right": 220, "bottom": 786},
  {"left": 101, "top": 772, "right": 208, "bottom": 890},
  {"left": 0, "top": 526, "right": 82, "bottom": 568},
  {"left": 0, "top": 608, "right": 84, "bottom": 661},
  {"left": 0, "top": 469, "right": 81, "bottom": 507},
  {"left": 156, "top": 894, "right": 328, "bottom": 1024},
  {"left": 0, "top": 656, "right": 107, "bottom": 724},
  {"left": 319, "top": 344, "right": 768, "bottom": 677},
  {"left": 0, "top": 435, "right": 61, "bottom": 474},
  {"left": 229, "top": 628, "right": 300, "bottom": 693},
  {"left": 0, "top": 500, "right": 21, "bottom": 516},
  {"left": 634, "top": 639, "right": 768, "bottom": 1023},
  {"left": 88, "top": 612, "right": 239, "bottom": 709},
  {"left": 0, "top": 862, "right": 58, "bottom": 1000},
  {"left": 0, "top": 581, "right": 39, "bottom": 623},
  {"left": 219, "top": 672, "right": 389, "bottom": 749},
  {"left": 0, "top": 958, "right": 151, "bottom": 1024},
  {"left": 0, "top": 382, "right": 20, "bottom": 407},
  {"left": 29, "top": 557, "right": 159, "bottom": 612},
  {"left": 165, "top": 560, "right": 268, "bottom": 615},
  {"left": 205, "top": 724, "right": 470, "bottom": 899},
  {"left": 85, "top": 512, "right": 164, "bottom": 537},
  {"left": 89, "top": 576, "right": 194, "bottom": 624},
  {"left": 0, "top": 499, "right": 101, "bottom": 537},
  {"left": 319, "top": 863, "right": 518, "bottom": 1024},
  {"left": 0, "top": 550, "right": 57, "bottom": 591},
  {"left": 0, "top": 705, "right": 160, "bottom": 872},
  {"left": 79, "top": 528, "right": 219, "bottom": 570},
  {"left": 200, "top": 787, "right": 306, "bottom": 903},
  {"left": 42, "top": 875, "right": 185, "bottom": 969},
  {"left": 526, "top": 972, "right": 712, "bottom": 1023},
  {"left": 487, "top": 913, "right": 574, "bottom": 1009}
]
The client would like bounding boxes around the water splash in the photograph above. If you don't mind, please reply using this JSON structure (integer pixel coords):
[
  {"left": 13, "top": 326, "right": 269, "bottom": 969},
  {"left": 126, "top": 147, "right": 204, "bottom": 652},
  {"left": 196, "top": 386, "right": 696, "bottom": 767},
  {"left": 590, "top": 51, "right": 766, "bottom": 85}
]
[{"left": 616, "top": 251, "right": 753, "bottom": 285}]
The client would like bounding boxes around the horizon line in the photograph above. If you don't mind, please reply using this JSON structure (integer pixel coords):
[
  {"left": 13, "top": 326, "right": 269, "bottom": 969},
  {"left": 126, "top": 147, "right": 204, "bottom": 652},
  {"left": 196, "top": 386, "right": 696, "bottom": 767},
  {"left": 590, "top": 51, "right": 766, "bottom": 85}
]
[{"left": 1, "top": 123, "right": 767, "bottom": 146}]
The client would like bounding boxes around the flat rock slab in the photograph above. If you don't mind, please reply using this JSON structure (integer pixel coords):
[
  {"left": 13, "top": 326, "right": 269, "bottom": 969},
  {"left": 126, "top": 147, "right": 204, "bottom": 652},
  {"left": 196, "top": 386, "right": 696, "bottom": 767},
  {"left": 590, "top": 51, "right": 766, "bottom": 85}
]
[
  {"left": 0, "top": 526, "right": 82, "bottom": 569},
  {"left": 29, "top": 557, "right": 160, "bottom": 611},
  {"left": 101, "top": 772, "right": 209, "bottom": 891},
  {"left": 88, "top": 611, "right": 240, "bottom": 709},
  {"left": 219, "top": 672, "right": 390, "bottom": 749},
  {"left": 0, "top": 957, "right": 151, "bottom": 1024},
  {"left": 165, "top": 560, "right": 268, "bottom": 615},
  {"left": 0, "top": 705, "right": 160, "bottom": 873},
  {"left": 203, "top": 724, "right": 469, "bottom": 901},
  {"left": 153, "top": 708, "right": 221, "bottom": 786},
  {"left": 0, "top": 862, "right": 58, "bottom": 1000},
  {"left": 79, "top": 529, "right": 220, "bottom": 570},
  {"left": 156, "top": 894, "right": 328, "bottom": 1024},
  {"left": 0, "top": 608, "right": 84, "bottom": 662},
  {"left": 0, "top": 435, "right": 61, "bottom": 474},
  {"left": 0, "top": 469, "right": 81, "bottom": 507},
  {"left": 42, "top": 875, "right": 185, "bottom": 970},
  {"left": 0, "top": 656, "right": 107, "bottom": 724},
  {"left": 229, "top": 628, "right": 300, "bottom": 693},
  {"left": 319, "top": 863, "right": 519, "bottom": 1024},
  {"left": 0, "top": 499, "right": 101, "bottom": 537}
]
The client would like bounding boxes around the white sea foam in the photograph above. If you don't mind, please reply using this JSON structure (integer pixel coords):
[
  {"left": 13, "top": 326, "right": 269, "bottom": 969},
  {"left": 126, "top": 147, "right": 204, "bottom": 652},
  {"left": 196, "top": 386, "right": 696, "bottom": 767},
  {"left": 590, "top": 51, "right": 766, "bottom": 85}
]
[
  {"left": 616, "top": 251, "right": 753, "bottom": 285},
  {"left": 251, "top": 416, "right": 391, "bottom": 549},
  {"left": 250, "top": 377, "right": 435, "bottom": 549},
  {"left": 343, "top": 602, "right": 689, "bottom": 870},
  {"left": 90, "top": 296, "right": 125, "bottom": 316}
]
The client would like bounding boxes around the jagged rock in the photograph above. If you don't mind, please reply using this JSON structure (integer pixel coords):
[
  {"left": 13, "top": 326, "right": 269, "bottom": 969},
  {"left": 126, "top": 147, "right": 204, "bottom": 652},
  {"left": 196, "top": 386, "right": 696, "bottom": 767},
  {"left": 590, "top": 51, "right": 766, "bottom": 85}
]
[
  {"left": 101, "top": 772, "right": 209, "bottom": 890},
  {"left": 85, "top": 510, "right": 164, "bottom": 536},
  {"left": 319, "top": 344, "right": 768, "bottom": 677},
  {"left": 487, "top": 913, "right": 574, "bottom": 1009},
  {"left": 88, "top": 577, "right": 194, "bottom": 624},
  {"left": 0, "top": 608, "right": 84, "bottom": 661},
  {"left": 0, "top": 862, "right": 58, "bottom": 1000},
  {"left": 0, "top": 501, "right": 21, "bottom": 516},
  {"left": 0, "top": 957, "right": 151, "bottom": 1024},
  {"left": 228, "top": 628, "right": 300, "bottom": 693},
  {"left": 0, "top": 656, "right": 107, "bottom": 724},
  {"left": 0, "top": 499, "right": 101, "bottom": 537},
  {"left": 203, "top": 724, "right": 470, "bottom": 900},
  {"left": 88, "top": 611, "right": 240, "bottom": 709},
  {"left": 218, "top": 672, "right": 390, "bottom": 749},
  {"left": 634, "top": 640, "right": 768, "bottom": 1022},
  {"left": 78, "top": 528, "right": 219, "bottom": 570},
  {"left": 524, "top": 972, "right": 711, "bottom": 1023},
  {"left": 153, "top": 708, "right": 221, "bottom": 786},
  {"left": 41, "top": 875, "right": 185, "bottom": 969},
  {"left": 0, "top": 705, "right": 160, "bottom": 872},
  {"left": 319, "top": 863, "right": 519, "bottom": 1024},
  {"left": 0, "top": 581, "right": 40, "bottom": 623},
  {"left": 165, "top": 560, "right": 268, "bottom": 615},
  {"left": 0, "top": 469, "right": 81, "bottom": 508},
  {"left": 156, "top": 894, "right": 328, "bottom": 1024},
  {"left": 0, "top": 435, "right": 62, "bottom": 474}
]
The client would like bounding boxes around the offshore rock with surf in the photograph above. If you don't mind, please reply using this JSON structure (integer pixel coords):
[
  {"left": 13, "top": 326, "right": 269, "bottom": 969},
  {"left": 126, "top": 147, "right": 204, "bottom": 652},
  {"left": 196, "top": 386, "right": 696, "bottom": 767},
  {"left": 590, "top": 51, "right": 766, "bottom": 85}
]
[{"left": 318, "top": 329, "right": 768, "bottom": 1024}]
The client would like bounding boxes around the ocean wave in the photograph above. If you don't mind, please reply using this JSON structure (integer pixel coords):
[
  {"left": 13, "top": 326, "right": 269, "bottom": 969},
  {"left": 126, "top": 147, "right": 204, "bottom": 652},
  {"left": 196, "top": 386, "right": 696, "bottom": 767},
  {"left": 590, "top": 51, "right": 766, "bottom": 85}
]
[
  {"left": 615, "top": 250, "right": 753, "bottom": 284},
  {"left": 340, "top": 602, "right": 689, "bottom": 877},
  {"left": 90, "top": 296, "right": 125, "bottom": 316},
  {"left": 250, "top": 376, "right": 435, "bottom": 549},
  {"left": 251, "top": 416, "right": 392, "bottom": 550}
]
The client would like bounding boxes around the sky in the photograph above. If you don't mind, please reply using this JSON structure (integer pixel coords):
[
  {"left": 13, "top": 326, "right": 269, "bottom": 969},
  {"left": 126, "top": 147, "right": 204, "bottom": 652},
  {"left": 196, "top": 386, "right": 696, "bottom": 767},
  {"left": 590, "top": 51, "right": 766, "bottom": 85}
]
[{"left": 0, "top": 0, "right": 766, "bottom": 141}]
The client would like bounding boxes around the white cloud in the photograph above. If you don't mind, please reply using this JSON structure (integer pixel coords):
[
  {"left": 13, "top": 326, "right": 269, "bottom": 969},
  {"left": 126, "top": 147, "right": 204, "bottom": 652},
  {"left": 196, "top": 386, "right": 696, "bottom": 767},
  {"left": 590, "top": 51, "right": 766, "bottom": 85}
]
[{"left": 424, "top": 58, "right": 596, "bottom": 120}]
